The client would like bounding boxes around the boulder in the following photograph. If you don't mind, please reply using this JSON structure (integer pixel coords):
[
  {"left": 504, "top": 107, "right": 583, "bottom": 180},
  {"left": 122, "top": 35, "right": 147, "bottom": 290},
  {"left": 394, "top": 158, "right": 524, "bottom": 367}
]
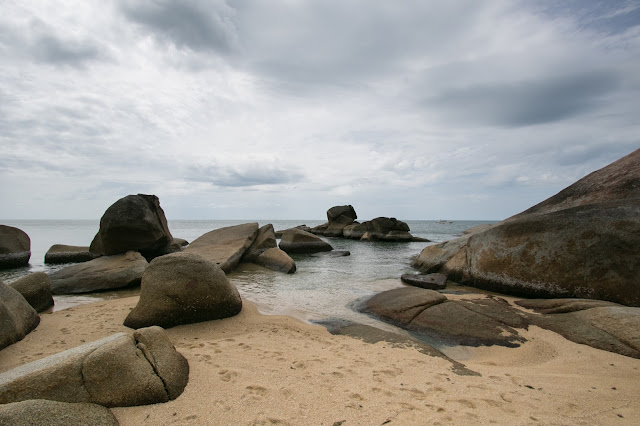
[
  {"left": 324, "top": 214, "right": 356, "bottom": 237},
  {"left": 0, "top": 400, "right": 119, "bottom": 426},
  {"left": 279, "top": 228, "right": 333, "bottom": 254},
  {"left": 0, "top": 282, "right": 40, "bottom": 350},
  {"left": 8, "top": 272, "right": 54, "bottom": 312},
  {"left": 274, "top": 225, "right": 311, "bottom": 239},
  {"left": 0, "top": 225, "right": 30, "bottom": 269},
  {"left": 362, "top": 287, "right": 527, "bottom": 347},
  {"left": 0, "top": 326, "right": 188, "bottom": 407},
  {"left": 241, "top": 224, "right": 296, "bottom": 273},
  {"left": 44, "top": 244, "right": 100, "bottom": 264},
  {"left": 343, "top": 222, "right": 368, "bottom": 239},
  {"left": 401, "top": 273, "right": 447, "bottom": 290},
  {"left": 327, "top": 205, "right": 357, "bottom": 223},
  {"left": 172, "top": 237, "right": 189, "bottom": 247},
  {"left": 361, "top": 217, "right": 413, "bottom": 241},
  {"left": 90, "top": 194, "right": 175, "bottom": 260},
  {"left": 412, "top": 148, "right": 640, "bottom": 307},
  {"left": 184, "top": 223, "right": 258, "bottom": 273},
  {"left": 49, "top": 251, "right": 148, "bottom": 295},
  {"left": 123, "top": 252, "right": 242, "bottom": 329}
]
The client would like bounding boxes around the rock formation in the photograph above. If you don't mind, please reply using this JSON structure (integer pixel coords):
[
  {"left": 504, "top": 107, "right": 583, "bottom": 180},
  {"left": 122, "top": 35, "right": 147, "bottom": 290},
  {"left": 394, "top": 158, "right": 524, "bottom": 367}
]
[
  {"left": 8, "top": 272, "right": 54, "bottom": 312},
  {"left": 184, "top": 223, "right": 258, "bottom": 273},
  {"left": 413, "top": 148, "right": 640, "bottom": 307},
  {"left": 0, "top": 282, "right": 40, "bottom": 350},
  {"left": 90, "top": 194, "right": 175, "bottom": 260},
  {"left": 0, "top": 326, "right": 189, "bottom": 407},
  {"left": 45, "top": 244, "right": 100, "bottom": 264},
  {"left": 124, "top": 252, "right": 243, "bottom": 329},
  {"left": 49, "top": 251, "right": 148, "bottom": 295},
  {"left": 400, "top": 273, "right": 447, "bottom": 290},
  {"left": 0, "top": 225, "right": 31, "bottom": 269},
  {"left": 279, "top": 228, "right": 333, "bottom": 254},
  {"left": 0, "top": 400, "right": 119, "bottom": 426},
  {"left": 241, "top": 224, "right": 296, "bottom": 273}
]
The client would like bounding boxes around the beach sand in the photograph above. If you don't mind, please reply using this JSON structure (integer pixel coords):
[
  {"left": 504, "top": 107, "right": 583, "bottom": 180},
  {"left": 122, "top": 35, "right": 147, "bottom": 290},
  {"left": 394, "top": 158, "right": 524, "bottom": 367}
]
[{"left": 1, "top": 296, "right": 639, "bottom": 425}]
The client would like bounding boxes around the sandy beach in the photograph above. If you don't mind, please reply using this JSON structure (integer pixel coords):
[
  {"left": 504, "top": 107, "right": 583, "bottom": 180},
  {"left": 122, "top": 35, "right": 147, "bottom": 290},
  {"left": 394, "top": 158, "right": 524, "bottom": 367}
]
[{"left": 1, "top": 294, "right": 639, "bottom": 425}]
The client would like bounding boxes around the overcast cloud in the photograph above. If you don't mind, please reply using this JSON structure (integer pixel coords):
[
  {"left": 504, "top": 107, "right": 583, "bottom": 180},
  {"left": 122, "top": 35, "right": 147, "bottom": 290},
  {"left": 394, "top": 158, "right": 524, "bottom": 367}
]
[{"left": 0, "top": 0, "right": 638, "bottom": 220}]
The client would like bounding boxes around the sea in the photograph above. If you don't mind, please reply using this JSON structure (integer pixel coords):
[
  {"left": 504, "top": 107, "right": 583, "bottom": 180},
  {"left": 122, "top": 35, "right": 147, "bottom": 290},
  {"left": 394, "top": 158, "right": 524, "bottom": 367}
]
[{"left": 1, "top": 219, "right": 496, "bottom": 337}]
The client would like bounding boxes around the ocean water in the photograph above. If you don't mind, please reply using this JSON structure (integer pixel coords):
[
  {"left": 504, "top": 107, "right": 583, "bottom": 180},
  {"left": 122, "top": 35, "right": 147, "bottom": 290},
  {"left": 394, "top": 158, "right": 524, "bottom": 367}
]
[{"left": 0, "top": 219, "right": 495, "bottom": 331}]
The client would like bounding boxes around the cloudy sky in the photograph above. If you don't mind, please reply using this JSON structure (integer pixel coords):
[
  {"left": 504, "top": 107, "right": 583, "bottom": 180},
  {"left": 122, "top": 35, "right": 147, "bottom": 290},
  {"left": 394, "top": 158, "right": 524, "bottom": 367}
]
[{"left": 1, "top": 0, "right": 638, "bottom": 221}]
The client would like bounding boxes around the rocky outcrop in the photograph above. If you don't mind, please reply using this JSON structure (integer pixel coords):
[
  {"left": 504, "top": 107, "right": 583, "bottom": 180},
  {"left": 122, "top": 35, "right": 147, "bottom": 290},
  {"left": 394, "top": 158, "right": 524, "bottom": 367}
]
[
  {"left": 360, "top": 217, "right": 414, "bottom": 241},
  {"left": 0, "top": 282, "right": 40, "bottom": 350},
  {"left": 242, "top": 224, "right": 296, "bottom": 273},
  {"left": 279, "top": 228, "right": 333, "bottom": 254},
  {"left": 45, "top": 245, "right": 100, "bottom": 264},
  {"left": 0, "top": 225, "right": 31, "bottom": 269},
  {"left": 49, "top": 251, "right": 148, "bottom": 295},
  {"left": 362, "top": 287, "right": 527, "bottom": 347},
  {"left": 124, "top": 252, "right": 242, "bottom": 329},
  {"left": 0, "top": 400, "right": 119, "bottom": 426},
  {"left": 8, "top": 272, "right": 54, "bottom": 312},
  {"left": 517, "top": 299, "right": 640, "bottom": 359},
  {"left": 413, "top": 149, "right": 640, "bottom": 307},
  {"left": 400, "top": 273, "right": 447, "bottom": 290},
  {"left": 90, "top": 194, "right": 175, "bottom": 260},
  {"left": 0, "top": 326, "right": 189, "bottom": 407},
  {"left": 184, "top": 223, "right": 258, "bottom": 273},
  {"left": 323, "top": 205, "right": 357, "bottom": 237}
]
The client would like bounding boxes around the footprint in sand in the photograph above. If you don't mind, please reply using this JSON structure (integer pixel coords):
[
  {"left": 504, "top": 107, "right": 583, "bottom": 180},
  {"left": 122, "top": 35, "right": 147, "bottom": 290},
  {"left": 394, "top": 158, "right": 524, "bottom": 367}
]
[
  {"left": 218, "top": 369, "right": 239, "bottom": 383},
  {"left": 243, "top": 385, "right": 268, "bottom": 400}
]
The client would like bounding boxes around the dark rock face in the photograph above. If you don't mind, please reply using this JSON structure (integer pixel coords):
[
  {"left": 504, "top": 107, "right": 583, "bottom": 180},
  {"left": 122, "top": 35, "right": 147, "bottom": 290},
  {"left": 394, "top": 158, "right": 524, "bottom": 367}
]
[
  {"left": 0, "top": 282, "right": 40, "bottom": 350},
  {"left": 124, "top": 252, "right": 242, "bottom": 329},
  {"left": 44, "top": 245, "right": 100, "bottom": 264},
  {"left": 8, "top": 272, "right": 54, "bottom": 312},
  {"left": 0, "top": 225, "right": 31, "bottom": 269},
  {"left": 327, "top": 205, "right": 357, "bottom": 223},
  {"left": 0, "top": 400, "right": 119, "bottom": 426},
  {"left": 90, "top": 194, "right": 174, "bottom": 260},
  {"left": 0, "top": 326, "right": 189, "bottom": 407},
  {"left": 242, "top": 224, "right": 296, "bottom": 273},
  {"left": 362, "top": 287, "right": 527, "bottom": 347},
  {"left": 184, "top": 223, "right": 258, "bottom": 273},
  {"left": 279, "top": 228, "right": 333, "bottom": 254},
  {"left": 413, "top": 148, "right": 640, "bottom": 307},
  {"left": 49, "top": 251, "right": 148, "bottom": 295},
  {"left": 401, "top": 273, "right": 447, "bottom": 290}
]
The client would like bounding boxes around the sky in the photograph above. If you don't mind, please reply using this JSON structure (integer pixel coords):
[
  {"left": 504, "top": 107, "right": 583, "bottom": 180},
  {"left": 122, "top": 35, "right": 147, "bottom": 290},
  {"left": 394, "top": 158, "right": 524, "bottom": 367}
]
[{"left": 0, "top": 0, "right": 638, "bottom": 221}]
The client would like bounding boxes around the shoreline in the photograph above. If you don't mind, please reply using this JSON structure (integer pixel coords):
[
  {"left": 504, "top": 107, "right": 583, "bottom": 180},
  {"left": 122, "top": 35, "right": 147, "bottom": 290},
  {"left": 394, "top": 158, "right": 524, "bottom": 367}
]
[{"left": 2, "top": 296, "right": 638, "bottom": 424}]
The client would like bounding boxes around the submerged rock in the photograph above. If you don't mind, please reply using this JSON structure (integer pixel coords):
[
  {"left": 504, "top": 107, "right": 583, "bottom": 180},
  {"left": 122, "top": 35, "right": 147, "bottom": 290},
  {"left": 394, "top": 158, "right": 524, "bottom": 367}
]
[
  {"left": 0, "top": 225, "right": 30, "bottom": 269},
  {"left": 413, "top": 148, "right": 640, "bottom": 307}
]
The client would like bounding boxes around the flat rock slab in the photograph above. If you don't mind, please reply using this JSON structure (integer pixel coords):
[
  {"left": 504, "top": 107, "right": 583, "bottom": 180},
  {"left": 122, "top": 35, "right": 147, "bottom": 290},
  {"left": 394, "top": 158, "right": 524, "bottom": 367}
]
[
  {"left": 401, "top": 273, "right": 447, "bottom": 290},
  {"left": 0, "top": 399, "right": 118, "bottom": 426},
  {"left": 49, "top": 251, "right": 148, "bottom": 294},
  {"left": 516, "top": 298, "right": 621, "bottom": 314},
  {"left": 362, "top": 287, "right": 527, "bottom": 347},
  {"left": 45, "top": 245, "right": 100, "bottom": 264},
  {"left": 185, "top": 223, "right": 259, "bottom": 273},
  {"left": 0, "top": 326, "right": 189, "bottom": 407}
]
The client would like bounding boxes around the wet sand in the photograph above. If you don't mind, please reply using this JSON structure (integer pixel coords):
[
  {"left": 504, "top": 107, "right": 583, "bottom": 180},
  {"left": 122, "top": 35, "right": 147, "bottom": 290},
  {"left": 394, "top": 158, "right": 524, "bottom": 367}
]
[{"left": 1, "top": 296, "right": 639, "bottom": 425}]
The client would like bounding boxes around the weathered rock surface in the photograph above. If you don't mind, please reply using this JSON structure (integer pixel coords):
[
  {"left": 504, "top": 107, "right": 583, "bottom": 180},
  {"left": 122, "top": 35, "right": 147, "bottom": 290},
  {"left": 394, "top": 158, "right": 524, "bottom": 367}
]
[
  {"left": 0, "top": 225, "right": 31, "bottom": 269},
  {"left": 517, "top": 299, "right": 640, "bottom": 359},
  {"left": 8, "top": 272, "right": 54, "bottom": 312},
  {"left": 279, "top": 228, "right": 333, "bottom": 254},
  {"left": 45, "top": 244, "right": 101, "bottom": 264},
  {"left": 0, "top": 399, "right": 119, "bottom": 426},
  {"left": 49, "top": 251, "right": 148, "bottom": 295},
  {"left": 274, "top": 225, "right": 311, "bottom": 239},
  {"left": 90, "top": 194, "right": 175, "bottom": 260},
  {"left": 413, "top": 148, "right": 640, "bottom": 306},
  {"left": 184, "top": 223, "right": 258, "bottom": 273},
  {"left": 0, "top": 326, "right": 188, "bottom": 407},
  {"left": 327, "top": 205, "right": 358, "bottom": 223},
  {"left": 322, "top": 205, "right": 358, "bottom": 237},
  {"left": 242, "top": 224, "right": 296, "bottom": 273},
  {"left": 401, "top": 273, "right": 447, "bottom": 290},
  {"left": 362, "top": 287, "right": 527, "bottom": 347},
  {"left": 0, "top": 282, "right": 40, "bottom": 350},
  {"left": 124, "top": 252, "right": 242, "bottom": 329}
]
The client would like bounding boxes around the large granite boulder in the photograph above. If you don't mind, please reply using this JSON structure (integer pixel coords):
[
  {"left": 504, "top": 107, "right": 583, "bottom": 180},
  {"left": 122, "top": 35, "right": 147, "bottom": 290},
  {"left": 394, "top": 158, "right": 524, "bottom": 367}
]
[
  {"left": 361, "top": 217, "right": 414, "bottom": 241},
  {"left": 279, "top": 228, "right": 333, "bottom": 254},
  {"left": 0, "top": 326, "right": 189, "bottom": 407},
  {"left": 49, "top": 251, "right": 148, "bottom": 295},
  {"left": 8, "top": 272, "right": 54, "bottom": 312},
  {"left": 124, "top": 252, "right": 242, "bottom": 329},
  {"left": 413, "top": 148, "right": 640, "bottom": 307},
  {"left": 0, "top": 225, "right": 30, "bottom": 269},
  {"left": 184, "top": 223, "right": 258, "bottom": 273},
  {"left": 362, "top": 287, "right": 527, "bottom": 347},
  {"left": 0, "top": 400, "right": 119, "bottom": 426},
  {"left": 90, "top": 194, "right": 174, "bottom": 260},
  {"left": 45, "top": 244, "right": 100, "bottom": 264},
  {"left": 327, "top": 205, "right": 357, "bottom": 223},
  {"left": 242, "top": 224, "right": 296, "bottom": 273},
  {"left": 0, "top": 282, "right": 40, "bottom": 350}
]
